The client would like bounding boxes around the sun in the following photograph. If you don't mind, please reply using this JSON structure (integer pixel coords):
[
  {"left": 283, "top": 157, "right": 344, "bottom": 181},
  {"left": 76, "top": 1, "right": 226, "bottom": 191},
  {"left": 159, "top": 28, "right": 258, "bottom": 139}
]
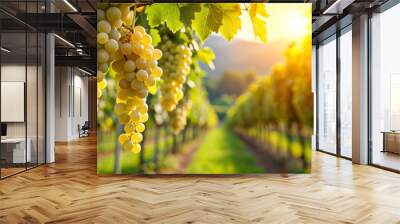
[
  {"left": 282, "top": 7, "right": 311, "bottom": 40},
  {"left": 236, "top": 4, "right": 311, "bottom": 43}
]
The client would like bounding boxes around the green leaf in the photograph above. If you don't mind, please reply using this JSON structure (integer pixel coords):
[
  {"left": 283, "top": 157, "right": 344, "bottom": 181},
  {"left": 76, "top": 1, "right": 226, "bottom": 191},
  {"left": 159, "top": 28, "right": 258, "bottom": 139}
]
[
  {"left": 207, "top": 5, "right": 223, "bottom": 32},
  {"left": 149, "top": 29, "right": 161, "bottom": 46},
  {"left": 192, "top": 5, "right": 211, "bottom": 41},
  {"left": 145, "top": 3, "right": 184, "bottom": 33},
  {"left": 192, "top": 4, "right": 223, "bottom": 41},
  {"left": 218, "top": 4, "right": 242, "bottom": 41},
  {"left": 197, "top": 47, "right": 215, "bottom": 65},
  {"left": 249, "top": 4, "right": 268, "bottom": 43},
  {"left": 148, "top": 84, "right": 158, "bottom": 95},
  {"left": 175, "top": 31, "right": 189, "bottom": 44},
  {"left": 179, "top": 3, "right": 201, "bottom": 27}
]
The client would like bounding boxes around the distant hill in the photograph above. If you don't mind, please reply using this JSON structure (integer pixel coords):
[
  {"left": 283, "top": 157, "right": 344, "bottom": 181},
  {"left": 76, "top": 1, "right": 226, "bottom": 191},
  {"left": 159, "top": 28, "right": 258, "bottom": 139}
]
[{"left": 201, "top": 35, "right": 290, "bottom": 77}]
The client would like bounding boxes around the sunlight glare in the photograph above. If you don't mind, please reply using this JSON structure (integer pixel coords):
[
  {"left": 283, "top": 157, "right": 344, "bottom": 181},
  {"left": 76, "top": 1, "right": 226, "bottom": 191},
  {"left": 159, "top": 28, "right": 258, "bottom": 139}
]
[{"left": 235, "top": 4, "right": 311, "bottom": 43}]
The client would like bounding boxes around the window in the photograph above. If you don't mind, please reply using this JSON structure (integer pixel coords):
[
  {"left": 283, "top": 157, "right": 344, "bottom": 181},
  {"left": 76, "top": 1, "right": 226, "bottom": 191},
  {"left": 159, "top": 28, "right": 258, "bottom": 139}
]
[
  {"left": 0, "top": 0, "right": 46, "bottom": 179},
  {"left": 317, "top": 35, "right": 337, "bottom": 154},
  {"left": 339, "top": 27, "right": 352, "bottom": 158},
  {"left": 371, "top": 3, "right": 400, "bottom": 171}
]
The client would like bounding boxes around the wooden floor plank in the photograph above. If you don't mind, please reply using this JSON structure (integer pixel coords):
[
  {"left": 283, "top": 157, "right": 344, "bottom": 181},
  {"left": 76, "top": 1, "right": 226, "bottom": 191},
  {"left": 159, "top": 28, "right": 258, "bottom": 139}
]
[{"left": 0, "top": 135, "right": 399, "bottom": 223}]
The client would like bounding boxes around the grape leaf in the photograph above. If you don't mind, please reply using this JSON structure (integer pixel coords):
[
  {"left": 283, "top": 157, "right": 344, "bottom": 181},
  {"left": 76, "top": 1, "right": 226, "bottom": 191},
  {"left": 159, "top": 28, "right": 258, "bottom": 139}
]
[
  {"left": 192, "top": 5, "right": 210, "bottom": 41},
  {"left": 148, "top": 84, "right": 158, "bottom": 95},
  {"left": 145, "top": 3, "right": 183, "bottom": 33},
  {"left": 149, "top": 29, "right": 161, "bottom": 46},
  {"left": 252, "top": 3, "right": 268, "bottom": 17},
  {"left": 192, "top": 4, "right": 223, "bottom": 41},
  {"left": 218, "top": 4, "right": 242, "bottom": 41},
  {"left": 179, "top": 3, "right": 201, "bottom": 27},
  {"left": 249, "top": 3, "right": 268, "bottom": 43},
  {"left": 175, "top": 31, "right": 189, "bottom": 44},
  {"left": 207, "top": 5, "right": 223, "bottom": 32},
  {"left": 197, "top": 47, "right": 215, "bottom": 65}
]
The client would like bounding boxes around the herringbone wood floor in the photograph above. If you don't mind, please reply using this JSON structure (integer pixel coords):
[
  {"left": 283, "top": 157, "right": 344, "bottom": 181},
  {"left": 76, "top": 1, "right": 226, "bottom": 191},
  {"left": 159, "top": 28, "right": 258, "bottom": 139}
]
[{"left": 1, "top": 135, "right": 400, "bottom": 224}]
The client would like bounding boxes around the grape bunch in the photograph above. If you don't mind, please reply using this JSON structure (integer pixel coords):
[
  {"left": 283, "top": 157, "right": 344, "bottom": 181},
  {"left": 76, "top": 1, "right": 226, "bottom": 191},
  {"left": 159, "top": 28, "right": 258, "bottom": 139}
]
[
  {"left": 97, "top": 3, "right": 134, "bottom": 98},
  {"left": 169, "top": 99, "right": 192, "bottom": 134},
  {"left": 97, "top": 3, "right": 163, "bottom": 153},
  {"left": 158, "top": 36, "right": 192, "bottom": 112}
]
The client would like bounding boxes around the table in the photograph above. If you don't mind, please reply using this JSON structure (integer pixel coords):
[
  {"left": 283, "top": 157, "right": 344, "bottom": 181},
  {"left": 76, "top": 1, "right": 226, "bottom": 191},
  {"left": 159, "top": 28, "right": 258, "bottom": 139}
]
[{"left": 381, "top": 131, "right": 400, "bottom": 154}]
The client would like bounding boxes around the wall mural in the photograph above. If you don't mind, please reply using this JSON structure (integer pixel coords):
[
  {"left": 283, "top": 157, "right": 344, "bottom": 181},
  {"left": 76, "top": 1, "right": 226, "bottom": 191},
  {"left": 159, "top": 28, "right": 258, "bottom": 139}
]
[{"left": 97, "top": 3, "right": 313, "bottom": 174}]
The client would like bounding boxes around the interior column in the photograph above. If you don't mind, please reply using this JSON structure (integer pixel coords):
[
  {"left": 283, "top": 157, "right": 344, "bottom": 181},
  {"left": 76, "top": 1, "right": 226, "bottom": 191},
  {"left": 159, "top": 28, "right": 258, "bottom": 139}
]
[{"left": 352, "top": 14, "right": 369, "bottom": 164}]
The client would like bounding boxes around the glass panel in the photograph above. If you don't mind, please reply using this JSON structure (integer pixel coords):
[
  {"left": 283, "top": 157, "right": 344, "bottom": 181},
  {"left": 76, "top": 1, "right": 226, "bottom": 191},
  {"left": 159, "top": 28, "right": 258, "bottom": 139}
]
[
  {"left": 38, "top": 32, "right": 45, "bottom": 165},
  {"left": 371, "top": 4, "right": 400, "bottom": 171},
  {"left": 339, "top": 28, "right": 352, "bottom": 158},
  {"left": 312, "top": 45, "right": 317, "bottom": 151},
  {"left": 0, "top": 0, "right": 46, "bottom": 178},
  {"left": 317, "top": 36, "right": 337, "bottom": 154},
  {"left": 1, "top": 30, "right": 27, "bottom": 177},
  {"left": 27, "top": 30, "right": 38, "bottom": 169}
]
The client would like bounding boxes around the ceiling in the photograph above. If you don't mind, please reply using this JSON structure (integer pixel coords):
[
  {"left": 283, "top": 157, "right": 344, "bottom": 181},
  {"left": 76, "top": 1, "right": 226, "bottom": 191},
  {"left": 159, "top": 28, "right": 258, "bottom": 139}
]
[
  {"left": 1, "top": 0, "right": 395, "bottom": 73},
  {"left": 311, "top": 0, "right": 390, "bottom": 43},
  {"left": 0, "top": 0, "right": 97, "bottom": 74}
]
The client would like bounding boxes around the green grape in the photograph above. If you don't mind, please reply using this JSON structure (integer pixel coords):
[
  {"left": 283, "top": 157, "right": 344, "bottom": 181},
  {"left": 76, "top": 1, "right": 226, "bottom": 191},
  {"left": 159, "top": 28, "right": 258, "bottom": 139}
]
[
  {"left": 169, "top": 99, "right": 191, "bottom": 134},
  {"left": 135, "top": 58, "right": 147, "bottom": 69},
  {"left": 131, "top": 132, "right": 143, "bottom": 143},
  {"left": 97, "top": 9, "right": 105, "bottom": 21},
  {"left": 135, "top": 123, "right": 145, "bottom": 133},
  {"left": 144, "top": 75, "right": 156, "bottom": 87},
  {"left": 121, "top": 42, "right": 132, "bottom": 55},
  {"left": 97, "top": 32, "right": 109, "bottom": 44},
  {"left": 109, "top": 28, "right": 121, "bottom": 40},
  {"left": 130, "top": 111, "right": 141, "bottom": 122},
  {"left": 131, "top": 31, "right": 143, "bottom": 42},
  {"left": 97, "top": 3, "right": 163, "bottom": 153},
  {"left": 153, "top": 49, "right": 162, "bottom": 60},
  {"left": 97, "top": 49, "right": 109, "bottom": 63},
  {"left": 122, "top": 140, "right": 133, "bottom": 151},
  {"left": 119, "top": 79, "right": 130, "bottom": 89},
  {"left": 158, "top": 36, "right": 192, "bottom": 112},
  {"left": 97, "top": 20, "right": 111, "bottom": 33},
  {"left": 132, "top": 42, "right": 144, "bottom": 55},
  {"left": 118, "top": 133, "right": 129, "bottom": 144},
  {"left": 98, "top": 63, "right": 108, "bottom": 73},
  {"left": 131, "top": 143, "right": 141, "bottom": 153},
  {"left": 104, "top": 39, "right": 119, "bottom": 53},
  {"left": 111, "top": 19, "right": 123, "bottom": 29},
  {"left": 106, "top": 7, "right": 122, "bottom": 22},
  {"left": 124, "top": 122, "right": 135, "bottom": 133},
  {"left": 123, "top": 60, "right": 136, "bottom": 72},
  {"left": 136, "top": 70, "right": 148, "bottom": 81},
  {"left": 114, "top": 103, "right": 126, "bottom": 115}
]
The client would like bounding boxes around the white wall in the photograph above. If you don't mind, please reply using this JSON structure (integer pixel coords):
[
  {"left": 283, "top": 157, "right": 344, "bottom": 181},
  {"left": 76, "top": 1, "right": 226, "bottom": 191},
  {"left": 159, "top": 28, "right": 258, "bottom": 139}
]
[
  {"left": 54, "top": 67, "right": 89, "bottom": 141},
  {"left": 1, "top": 63, "right": 46, "bottom": 164},
  {"left": 1, "top": 65, "right": 31, "bottom": 138}
]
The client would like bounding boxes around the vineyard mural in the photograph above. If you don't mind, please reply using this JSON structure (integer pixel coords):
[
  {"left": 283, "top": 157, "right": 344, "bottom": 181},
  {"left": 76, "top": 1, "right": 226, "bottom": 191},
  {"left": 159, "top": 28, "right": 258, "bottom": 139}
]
[{"left": 97, "top": 3, "right": 312, "bottom": 174}]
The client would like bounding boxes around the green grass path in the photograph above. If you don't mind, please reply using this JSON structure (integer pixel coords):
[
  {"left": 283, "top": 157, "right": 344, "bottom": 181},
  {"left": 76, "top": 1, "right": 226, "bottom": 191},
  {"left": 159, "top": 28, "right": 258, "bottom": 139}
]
[{"left": 186, "top": 127, "right": 264, "bottom": 174}]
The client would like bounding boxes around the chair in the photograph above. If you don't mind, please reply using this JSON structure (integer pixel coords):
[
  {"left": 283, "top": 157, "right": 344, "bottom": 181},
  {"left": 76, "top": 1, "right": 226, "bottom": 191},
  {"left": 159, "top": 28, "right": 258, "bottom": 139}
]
[{"left": 78, "top": 121, "right": 90, "bottom": 138}]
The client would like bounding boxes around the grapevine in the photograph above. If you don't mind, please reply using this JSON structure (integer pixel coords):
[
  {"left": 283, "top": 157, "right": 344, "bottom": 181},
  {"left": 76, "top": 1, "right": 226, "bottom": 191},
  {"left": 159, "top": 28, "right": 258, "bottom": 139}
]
[
  {"left": 169, "top": 99, "right": 192, "bottom": 134},
  {"left": 97, "top": 3, "right": 163, "bottom": 153},
  {"left": 97, "top": 2, "right": 272, "bottom": 171},
  {"left": 158, "top": 35, "right": 192, "bottom": 112}
]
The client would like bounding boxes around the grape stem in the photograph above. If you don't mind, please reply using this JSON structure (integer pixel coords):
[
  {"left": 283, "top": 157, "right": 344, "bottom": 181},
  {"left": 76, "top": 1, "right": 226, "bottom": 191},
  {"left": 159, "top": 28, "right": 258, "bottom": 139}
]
[
  {"left": 133, "top": 4, "right": 137, "bottom": 27},
  {"left": 122, "top": 24, "right": 133, "bottom": 32}
]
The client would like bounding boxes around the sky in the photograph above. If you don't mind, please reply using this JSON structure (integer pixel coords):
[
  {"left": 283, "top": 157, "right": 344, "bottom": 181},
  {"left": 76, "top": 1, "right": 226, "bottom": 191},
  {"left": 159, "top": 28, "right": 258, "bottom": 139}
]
[
  {"left": 202, "top": 3, "right": 312, "bottom": 78},
  {"left": 236, "top": 3, "right": 312, "bottom": 43}
]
